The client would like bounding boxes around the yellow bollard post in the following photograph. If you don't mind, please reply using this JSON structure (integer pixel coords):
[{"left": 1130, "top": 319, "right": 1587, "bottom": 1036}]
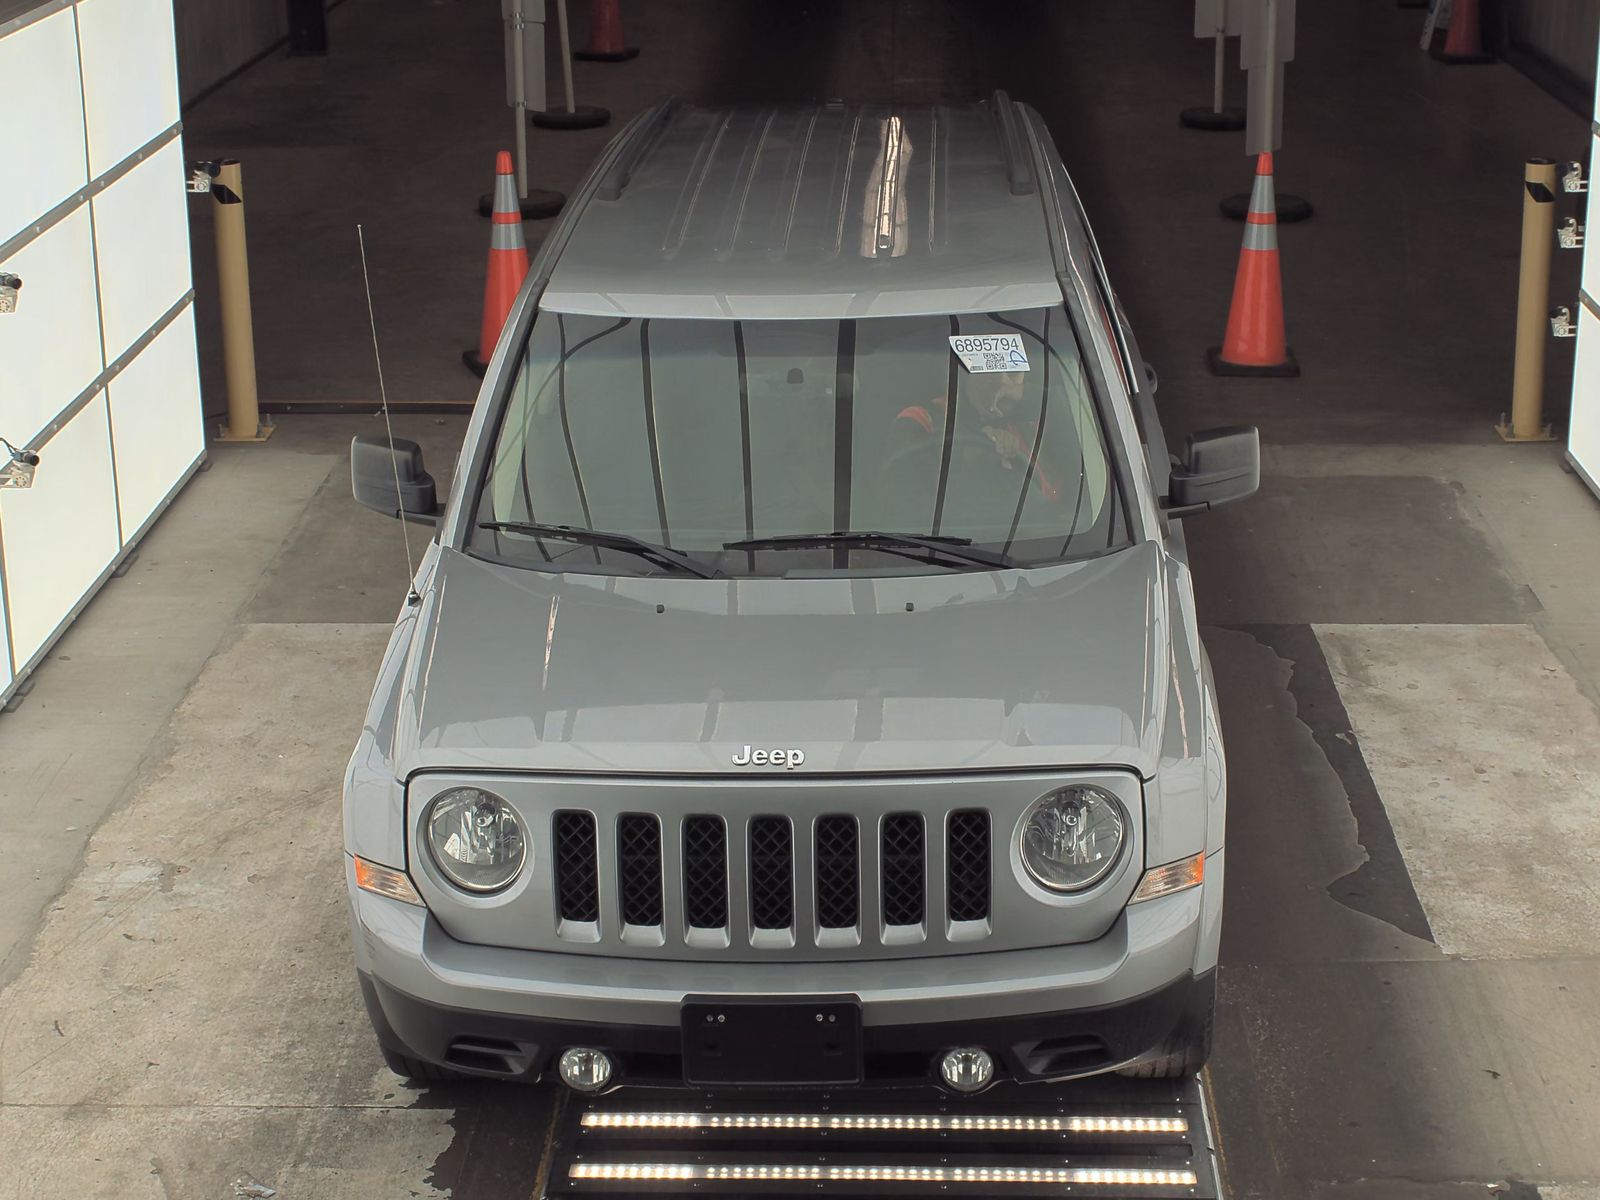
[
  {"left": 211, "top": 160, "right": 273, "bottom": 442},
  {"left": 1498, "top": 158, "right": 1559, "bottom": 442}
]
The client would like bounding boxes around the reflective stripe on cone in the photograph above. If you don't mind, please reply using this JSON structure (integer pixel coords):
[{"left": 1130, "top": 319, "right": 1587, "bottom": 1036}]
[
  {"left": 1208, "top": 152, "right": 1299, "bottom": 377},
  {"left": 469, "top": 151, "right": 530, "bottom": 375}
]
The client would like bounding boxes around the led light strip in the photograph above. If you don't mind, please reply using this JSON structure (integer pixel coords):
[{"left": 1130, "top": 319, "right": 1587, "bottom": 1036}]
[
  {"left": 569, "top": 1162, "right": 1198, "bottom": 1187},
  {"left": 581, "top": 1112, "right": 1188, "bottom": 1135}
]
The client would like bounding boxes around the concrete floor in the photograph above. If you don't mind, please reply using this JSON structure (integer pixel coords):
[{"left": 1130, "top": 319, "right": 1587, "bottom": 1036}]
[{"left": 4, "top": 1, "right": 1600, "bottom": 1197}]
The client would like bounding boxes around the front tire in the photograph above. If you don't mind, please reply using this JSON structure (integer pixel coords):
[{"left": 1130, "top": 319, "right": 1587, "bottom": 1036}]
[
  {"left": 380, "top": 1043, "right": 474, "bottom": 1084},
  {"left": 1117, "top": 975, "right": 1215, "bottom": 1080}
]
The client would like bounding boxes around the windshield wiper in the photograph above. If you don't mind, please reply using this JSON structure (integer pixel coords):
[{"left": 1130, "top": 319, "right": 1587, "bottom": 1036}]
[
  {"left": 479, "top": 521, "right": 722, "bottom": 578},
  {"left": 723, "top": 531, "right": 1017, "bottom": 570}
]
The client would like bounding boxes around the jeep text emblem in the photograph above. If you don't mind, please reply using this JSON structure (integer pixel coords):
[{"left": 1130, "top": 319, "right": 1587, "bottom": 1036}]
[{"left": 731, "top": 745, "right": 805, "bottom": 770}]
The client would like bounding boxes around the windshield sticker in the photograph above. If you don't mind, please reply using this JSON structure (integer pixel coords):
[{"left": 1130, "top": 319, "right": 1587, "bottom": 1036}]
[{"left": 948, "top": 333, "right": 1030, "bottom": 373}]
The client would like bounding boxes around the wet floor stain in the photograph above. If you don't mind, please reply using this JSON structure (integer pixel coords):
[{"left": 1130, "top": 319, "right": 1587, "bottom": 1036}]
[
  {"left": 418, "top": 1079, "right": 564, "bottom": 1199},
  {"left": 1234, "top": 623, "right": 1435, "bottom": 945}
]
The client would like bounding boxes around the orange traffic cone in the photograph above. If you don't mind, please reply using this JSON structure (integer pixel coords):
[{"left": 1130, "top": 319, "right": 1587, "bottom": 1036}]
[
  {"left": 574, "top": 0, "right": 638, "bottom": 61},
  {"left": 1208, "top": 153, "right": 1299, "bottom": 377},
  {"left": 463, "top": 152, "right": 530, "bottom": 378},
  {"left": 1431, "top": 0, "right": 1494, "bottom": 64}
]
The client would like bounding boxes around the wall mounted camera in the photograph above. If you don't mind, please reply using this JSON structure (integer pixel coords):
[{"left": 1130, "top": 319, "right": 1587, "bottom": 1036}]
[
  {"left": 0, "top": 438, "right": 39, "bottom": 489},
  {"left": 0, "top": 272, "right": 20, "bottom": 314}
]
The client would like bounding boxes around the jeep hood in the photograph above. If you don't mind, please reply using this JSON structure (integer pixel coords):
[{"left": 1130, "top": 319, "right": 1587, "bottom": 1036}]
[{"left": 391, "top": 542, "right": 1169, "bottom": 778}]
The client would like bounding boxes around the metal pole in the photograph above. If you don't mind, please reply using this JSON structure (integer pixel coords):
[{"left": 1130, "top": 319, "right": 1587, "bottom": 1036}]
[
  {"left": 1501, "top": 158, "right": 1559, "bottom": 441},
  {"left": 511, "top": 0, "right": 529, "bottom": 199},
  {"left": 1259, "top": 0, "right": 1279, "bottom": 143},
  {"left": 555, "top": 0, "right": 577, "bottom": 114},
  {"left": 212, "top": 161, "right": 271, "bottom": 442},
  {"left": 1211, "top": 0, "right": 1226, "bottom": 113}
]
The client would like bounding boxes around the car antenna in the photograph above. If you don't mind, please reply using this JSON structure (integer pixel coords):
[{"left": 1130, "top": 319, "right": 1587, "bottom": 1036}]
[{"left": 357, "top": 224, "right": 421, "bottom": 607}]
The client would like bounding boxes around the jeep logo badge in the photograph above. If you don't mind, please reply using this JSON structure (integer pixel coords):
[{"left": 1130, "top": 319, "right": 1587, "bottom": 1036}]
[{"left": 731, "top": 745, "right": 805, "bottom": 770}]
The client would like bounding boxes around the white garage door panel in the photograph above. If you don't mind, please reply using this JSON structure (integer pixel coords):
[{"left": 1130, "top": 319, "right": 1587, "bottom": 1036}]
[
  {"left": 0, "top": 10, "right": 87, "bottom": 246},
  {"left": 107, "top": 305, "right": 204, "bottom": 535},
  {"left": 1568, "top": 303, "right": 1600, "bottom": 494},
  {"left": 0, "top": 393, "right": 120, "bottom": 668},
  {"left": 75, "top": 0, "right": 181, "bottom": 178},
  {"left": 0, "top": 565, "right": 12, "bottom": 692},
  {"left": 92, "top": 140, "right": 193, "bottom": 364},
  {"left": 0, "top": 208, "right": 104, "bottom": 448},
  {"left": 1583, "top": 135, "right": 1599, "bottom": 305}
]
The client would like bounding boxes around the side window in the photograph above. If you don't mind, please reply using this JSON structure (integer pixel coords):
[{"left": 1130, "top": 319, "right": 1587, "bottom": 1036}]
[
  {"left": 1057, "top": 165, "right": 1169, "bottom": 495},
  {"left": 1056, "top": 174, "right": 1136, "bottom": 397}
]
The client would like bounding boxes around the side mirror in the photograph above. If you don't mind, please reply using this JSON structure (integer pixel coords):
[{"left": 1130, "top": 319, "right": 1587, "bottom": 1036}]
[
  {"left": 351, "top": 435, "right": 439, "bottom": 524},
  {"left": 1165, "top": 426, "right": 1259, "bottom": 518}
]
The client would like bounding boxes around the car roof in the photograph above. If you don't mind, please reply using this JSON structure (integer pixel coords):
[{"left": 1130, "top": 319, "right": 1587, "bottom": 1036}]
[{"left": 540, "top": 96, "right": 1066, "bottom": 321}]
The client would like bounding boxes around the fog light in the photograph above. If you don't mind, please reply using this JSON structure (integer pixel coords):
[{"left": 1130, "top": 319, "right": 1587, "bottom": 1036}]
[
  {"left": 939, "top": 1047, "right": 994, "bottom": 1093},
  {"left": 558, "top": 1047, "right": 614, "bottom": 1092}
]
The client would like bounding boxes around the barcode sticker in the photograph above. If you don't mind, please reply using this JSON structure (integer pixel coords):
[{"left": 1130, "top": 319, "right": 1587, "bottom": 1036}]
[{"left": 948, "top": 333, "right": 1030, "bottom": 373}]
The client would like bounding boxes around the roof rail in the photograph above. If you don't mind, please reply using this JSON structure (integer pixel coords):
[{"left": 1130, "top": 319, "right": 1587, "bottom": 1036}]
[
  {"left": 595, "top": 97, "right": 681, "bottom": 202},
  {"left": 989, "top": 90, "right": 1036, "bottom": 197}
]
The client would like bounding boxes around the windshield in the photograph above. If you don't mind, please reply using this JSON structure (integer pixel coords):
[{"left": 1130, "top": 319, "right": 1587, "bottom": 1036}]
[{"left": 471, "top": 307, "right": 1131, "bottom": 576}]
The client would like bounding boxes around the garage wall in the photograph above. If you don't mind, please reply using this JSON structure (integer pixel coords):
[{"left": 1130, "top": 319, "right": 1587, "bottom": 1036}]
[
  {"left": 1507, "top": 1, "right": 1600, "bottom": 89},
  {"left": 172, "top": 0, "right": 286, "bottom": 103},
  {"left": 1491, "top": 0, "right": 1600, "bottom": 114},
  {"left": 0, "top": 0, "right": 204, "bottom": 707}
]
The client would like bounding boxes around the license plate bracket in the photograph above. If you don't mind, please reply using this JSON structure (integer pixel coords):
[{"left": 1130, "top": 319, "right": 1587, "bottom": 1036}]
[{"left": 682, "top": 996, "right": 863, "bottom": 1086}]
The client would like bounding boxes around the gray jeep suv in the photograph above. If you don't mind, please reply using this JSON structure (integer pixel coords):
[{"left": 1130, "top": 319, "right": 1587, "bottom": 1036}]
[{"left": 344, "top": 94, "right": 1257, "bottom": 1093}]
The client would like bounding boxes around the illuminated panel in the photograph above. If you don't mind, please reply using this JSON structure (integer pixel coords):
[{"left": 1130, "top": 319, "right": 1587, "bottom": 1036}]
[
  {"left": 1571, "top": 302, "right": 1600, "bottom": 499},
  {"left": 0, "top": 552, "right": 11, "bottom": 692},
  {"left": 0, "top": 208, "right": 104, "bottom": 448},
  {"left": 106, "top": 305, "right": 204, "bottom": 534},
  {"left": 75, "top": 0, "right": 181, "bottom": 178},
  {"left": 0, "top": 8, "right": 87, "bottom": 245},
  {"left": 91, "top": 140, "right": 194, "bottom": 363},
  {"left": 581, "top": 1112, "right": 1187, "bottom": 1134},
  {"left": 0, "top": 394, "right": 120, "bottom": 667},
  {"left": 568, "top": 1163, "right": 1200, "bottom": 1187}
]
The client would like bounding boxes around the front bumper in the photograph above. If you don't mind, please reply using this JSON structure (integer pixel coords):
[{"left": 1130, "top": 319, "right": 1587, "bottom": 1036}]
[{"left": 349, "top": 854, "right": 1221, "bottom": 1087}]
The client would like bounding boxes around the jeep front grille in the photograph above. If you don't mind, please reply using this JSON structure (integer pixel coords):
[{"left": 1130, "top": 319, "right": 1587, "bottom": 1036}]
[
  {"left": 814, "top": 815, "right": 860, "bottom": 929},
  {"left": 682, "top": 815, "right": 729, "bottom": 930},
  {"left": 618, "top": 814, "right": 665, "bottom": 927},
  {"left": 946, "top": 809, "right": 991, "bottom": 924},
  {"left": 748, "top": 816, "right": 796, "bottom": 930},
  {"left": 880, "top": 813, "right": 926, "bottom": 927},
  {"left": 554, "top": 810, "right": 600, "bottom": 923},
  {"left": 551, "top": 810, "right": 992, "bottom": 950}
]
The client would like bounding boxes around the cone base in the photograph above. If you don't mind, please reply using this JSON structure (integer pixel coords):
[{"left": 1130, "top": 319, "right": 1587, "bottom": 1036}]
[
  {"left": 1207, "top": 345, "right": 1300, "bottom": 378},
  {"left": 1429, "top": 45, "right": 1496, "bottom": 64},
  {"left": 477, "top": 189, "right": 566, "bottom": 219},
  {"left": 575, "top": 46, "right": 639, "bottom": 61},
  {"left": 1221, "top": 192, "right": 1314, "bottom": 223},
  {"left": 1180, "top": 106, "right": 1246, "bottom": 131},
  {"left": 462, "top": 349, "right": 490, "bottom": 378},
  {"left": 532, "top": 104, "right": 611, "bottom": 130}
]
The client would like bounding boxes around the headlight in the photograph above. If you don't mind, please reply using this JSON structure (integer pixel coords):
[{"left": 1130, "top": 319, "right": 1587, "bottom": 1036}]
[
  {"left": 425, "top": 787, "right": 527, "bottom": 893},
  {"left": 1019, "top": 786, "right": 1126, "bottom": 892}
]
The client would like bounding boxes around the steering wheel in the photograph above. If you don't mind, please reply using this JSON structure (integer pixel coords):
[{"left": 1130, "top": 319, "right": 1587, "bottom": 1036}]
[{"left": 880, "top": 426, "right": 1010, "bottom": 487}]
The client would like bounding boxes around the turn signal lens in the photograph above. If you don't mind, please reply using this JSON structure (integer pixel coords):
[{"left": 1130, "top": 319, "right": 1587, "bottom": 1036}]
[
  {"left": 1129, "top": 852, "right": 1205, "bottom": 904},
  {"left": 353, "top": 856, "right": 425, "bottom": 907}
]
